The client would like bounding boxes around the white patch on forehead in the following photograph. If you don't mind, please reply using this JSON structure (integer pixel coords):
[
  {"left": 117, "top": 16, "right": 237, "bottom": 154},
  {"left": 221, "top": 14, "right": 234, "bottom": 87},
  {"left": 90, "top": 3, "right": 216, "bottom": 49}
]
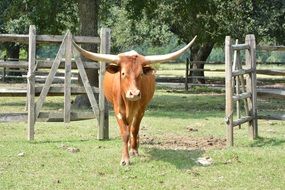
[
  {"left": 122, "top": 50, "right": 139, "bottom": 56},
  {"left": 116, "top": 113, "right": 123, "bottom": 120}
]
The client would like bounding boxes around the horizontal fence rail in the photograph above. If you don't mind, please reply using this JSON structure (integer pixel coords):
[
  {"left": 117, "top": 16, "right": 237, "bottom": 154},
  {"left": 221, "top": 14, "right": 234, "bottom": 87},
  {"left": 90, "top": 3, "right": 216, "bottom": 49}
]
[
  {"left": 0, "top": 59, "right": 100, "bottom": 69},
  {"left": 0, "top": 34, "right": 100, "bottom": 44}
]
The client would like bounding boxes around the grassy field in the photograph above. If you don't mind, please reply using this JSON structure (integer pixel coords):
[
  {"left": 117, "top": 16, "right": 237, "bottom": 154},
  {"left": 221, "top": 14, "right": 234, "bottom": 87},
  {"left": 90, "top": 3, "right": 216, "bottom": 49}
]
[{"left": 0, "top": 86, "right": 284, "bottom": 190}]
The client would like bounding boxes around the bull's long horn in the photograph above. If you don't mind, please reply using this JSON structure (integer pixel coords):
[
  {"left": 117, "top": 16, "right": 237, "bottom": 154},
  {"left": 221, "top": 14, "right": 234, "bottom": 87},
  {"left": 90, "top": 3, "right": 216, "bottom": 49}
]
[
  {"left": 145, "top": 36, "right": 197, "bottom": 63},
  {"left": 72, "top": 41, "right": 119, "bottom": 63}
]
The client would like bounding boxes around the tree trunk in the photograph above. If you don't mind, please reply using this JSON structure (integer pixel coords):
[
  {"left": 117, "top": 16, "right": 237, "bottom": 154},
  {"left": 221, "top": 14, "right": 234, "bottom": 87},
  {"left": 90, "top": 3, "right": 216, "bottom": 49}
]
[
  {"left": 189, "top": 42, "right": 214, "bottom": 84},
  {"left": 74, "top": 0, "right": 100, "bottom": 108}
]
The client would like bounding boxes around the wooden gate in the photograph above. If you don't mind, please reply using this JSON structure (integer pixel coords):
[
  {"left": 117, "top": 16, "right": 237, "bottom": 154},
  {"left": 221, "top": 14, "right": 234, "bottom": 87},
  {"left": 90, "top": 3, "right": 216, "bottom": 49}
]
[
  {"left": 225, "top": 34, "right": 258, "bottom": 146},
  {"left": 0, "top": 25, "right": 110, "bottom": 140}
]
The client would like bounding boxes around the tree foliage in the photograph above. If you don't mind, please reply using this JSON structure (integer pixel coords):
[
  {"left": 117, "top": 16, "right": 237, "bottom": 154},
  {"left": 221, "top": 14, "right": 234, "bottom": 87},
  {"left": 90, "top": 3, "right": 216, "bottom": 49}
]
[
  {"left": 100, "top": 3, "right": 180, "bottom": 56},
  {"left": 0, "top": 0, "right": 79, "bottom": 59},
  {"left": 119, "top": 0, "right": 284, "bottom": 82},
  {"left": 124, "top": 0, "right": 284, "bottom": 45},
  {"left": 0, "top": 0, "right": 284, "bottom": 60},
  {"left": 0, "top": 0, "right": 78, "bottom": 35}
]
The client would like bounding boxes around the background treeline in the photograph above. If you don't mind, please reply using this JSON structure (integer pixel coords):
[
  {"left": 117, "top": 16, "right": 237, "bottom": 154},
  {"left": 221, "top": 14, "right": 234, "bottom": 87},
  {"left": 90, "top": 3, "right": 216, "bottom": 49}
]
[{"left": 0, "top": 0, "right": 284, "bottom": 62}]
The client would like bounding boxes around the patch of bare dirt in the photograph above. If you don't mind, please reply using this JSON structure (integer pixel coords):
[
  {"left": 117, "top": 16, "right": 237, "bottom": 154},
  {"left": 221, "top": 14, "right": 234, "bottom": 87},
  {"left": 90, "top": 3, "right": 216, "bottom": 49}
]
[{"left": 141, "top": 135, "right": 226, "bottom": 150}]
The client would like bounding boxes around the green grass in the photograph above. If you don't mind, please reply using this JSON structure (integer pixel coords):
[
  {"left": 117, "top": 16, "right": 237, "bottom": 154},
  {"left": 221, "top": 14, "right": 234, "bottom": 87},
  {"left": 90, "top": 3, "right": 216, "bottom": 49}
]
[{"left": 1, "top": 88, "right": 285, "bottom": 190}]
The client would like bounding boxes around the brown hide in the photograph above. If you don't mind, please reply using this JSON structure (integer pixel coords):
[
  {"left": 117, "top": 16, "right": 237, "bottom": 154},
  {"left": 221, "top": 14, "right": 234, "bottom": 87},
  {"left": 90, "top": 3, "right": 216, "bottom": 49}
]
[{"left": 103, "top": 51, "right": 155, "bottom": 165}]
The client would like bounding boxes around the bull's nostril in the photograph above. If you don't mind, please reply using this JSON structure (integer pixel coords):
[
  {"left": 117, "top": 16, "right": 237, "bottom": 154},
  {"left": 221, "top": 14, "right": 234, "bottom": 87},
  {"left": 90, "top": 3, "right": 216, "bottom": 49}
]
[{"left": 126, "top": 89, "right": 141, "bottom": 100}]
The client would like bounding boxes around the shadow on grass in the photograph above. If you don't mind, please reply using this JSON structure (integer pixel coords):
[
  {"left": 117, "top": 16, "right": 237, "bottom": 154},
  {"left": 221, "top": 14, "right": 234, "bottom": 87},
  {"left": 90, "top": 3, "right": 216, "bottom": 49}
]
[
  {"left": 250, "top": 137, "right": 285, "bottom": 147},
  {"left": 144, "top": 147, "right": 204, "bottom": 170}
]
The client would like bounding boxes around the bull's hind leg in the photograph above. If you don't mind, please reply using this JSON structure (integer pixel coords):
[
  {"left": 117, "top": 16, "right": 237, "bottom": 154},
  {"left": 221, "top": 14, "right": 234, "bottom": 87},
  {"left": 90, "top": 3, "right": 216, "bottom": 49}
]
[{"left": 130, "top": 111, "right": 144, "bottom": 156}]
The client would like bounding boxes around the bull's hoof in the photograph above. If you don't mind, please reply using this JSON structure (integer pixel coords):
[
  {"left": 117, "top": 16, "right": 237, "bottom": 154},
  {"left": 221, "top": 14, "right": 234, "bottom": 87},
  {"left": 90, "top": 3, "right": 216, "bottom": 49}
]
[
  {"left": 120, "top": 159, "right": 130, "bottom": 166},
  {"left": 130, "top": 149, "right": 139, "bottom": 157}
]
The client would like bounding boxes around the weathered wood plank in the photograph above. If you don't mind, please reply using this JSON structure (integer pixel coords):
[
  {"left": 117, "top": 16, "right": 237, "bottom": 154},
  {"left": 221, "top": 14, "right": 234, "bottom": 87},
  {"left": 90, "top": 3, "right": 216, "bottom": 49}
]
[
  {"left": 257, "top": 88, "right": 285, "bottom": 96},
  {"left": 232, "top": 43, "right": 250, "bottom": 50},
  {"left": 233, "top": 39, "right": 241, "bottom": 128},
  {"left": 27, "top": 25, "right": 36, "bottom": 141},
  {"left": 256, "top": 69, "right": 285, "bottom": 76},
  {"left": 233, "top": 39, "right": 239, "bottom": 71},
  {"left": 232, "top": 68, "right": 254, "bottom": 77},
  {"left": 185, "top": 58, "right": 189, "bottom": 91},
  {"left": 38, "top": 111, "right": 96, "bottom": 122},
  {"left": 2, "top": 67, "right": 6, "bottom": 82},
  {"left": 64, "top": 31, "right": 72, "bottom": 123},
  {"left": 0, "top": 111, "right": 96, "bottom": 122},
  {"left": 0, "top": 33, "right": 100, "bottom": 44},
  {"left": 0, "top": 86, "right": 99, "bottom": 96},
  {"left": 258, "top": 45, "right": 285, "bottom": 52},
  {"left": 233, "top": 116, "right": 253, "bottom": 127},
  {"left": 0, "top": 34, "right": 29, "bottom": 43},
  {"left": 35, "top": 32, "right": 67, "bottom": 118},
  {"left": 245, "top": 34, "right": 258, "bottom": 139},
  {"left": 233, "top": 92, "right": 252, "bottom": 101},
  {"left": 0, "top": 60, "right": 28, "bottom": 68},
  {"left": 188, "top": 68, "right": 225, "bottom": 72},
  {"left": 249, "top": 34, "right": 258, "bottom": 139},
  {"left": 0, "top": 68, "right": 27, "bottom": 73},
  {"left": 74, "top": 49, "right": 100, "bottom": 122},
  {"left": 37, "top": 35, "right": 100, "bottom": 44},
  {"left": 0, "top": 112, "right": 27, "bottom": 122},
  {"left": 258, "top": 114, "right": 285, "bottom": 120},
  {"left": 36, "top": 60, "right": 99, "bottom": 69},
  {"left": 225, "top": 36, "right": 234, "bottom": 147},
  {"left": 0, "top": 88, "right": 27, "bottom": 96},
  {"left": 235, "top": 56, "right": 250, "bottom": 120},
  {"left": 98, "top": 28, "right": 110, "bottom": 140}
]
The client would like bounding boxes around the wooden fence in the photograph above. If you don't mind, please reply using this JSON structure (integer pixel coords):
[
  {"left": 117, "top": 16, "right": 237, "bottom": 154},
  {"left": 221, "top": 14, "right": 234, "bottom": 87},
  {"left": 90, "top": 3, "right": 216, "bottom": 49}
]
[
  {"left": 225, "top": 34, "right": 285, "bottom": 146},
  {"left": 184, "top": 61, "right": 285, "bottom": 90},
  {"left": 0, "top": 25, "right": 110, "bottom": 140},
  {"left": 156, "top": 60, "right": 284, "bottom": 91}
]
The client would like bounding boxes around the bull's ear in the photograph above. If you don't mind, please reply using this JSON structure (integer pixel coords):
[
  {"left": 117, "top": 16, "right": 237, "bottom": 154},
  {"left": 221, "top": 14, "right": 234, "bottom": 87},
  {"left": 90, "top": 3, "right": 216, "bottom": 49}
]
[
  {"left": 142, "top": 65, "right": 155, "bottom": 75},
  {"left": 106, "top": 64, "right": 120, "bottom": 73}
]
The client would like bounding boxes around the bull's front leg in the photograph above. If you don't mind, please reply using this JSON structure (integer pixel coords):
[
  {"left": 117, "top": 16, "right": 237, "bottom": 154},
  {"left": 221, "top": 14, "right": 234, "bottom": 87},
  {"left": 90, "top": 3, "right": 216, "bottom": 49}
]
[
  {"left": 130, "top": 111, "right": 144, "bottom": 157},
  {"left": 114, "top": 107, "right": 130, "bottom": 166}
]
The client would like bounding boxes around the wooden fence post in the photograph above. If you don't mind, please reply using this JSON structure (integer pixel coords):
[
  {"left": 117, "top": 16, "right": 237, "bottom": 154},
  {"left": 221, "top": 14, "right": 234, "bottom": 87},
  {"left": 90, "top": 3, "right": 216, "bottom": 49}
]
[
  {"left": 245, "top": 34, "right": 258, "bottom": 139},
  {"left": 2, "top": 56, "right": 6, "bottom": 82},
  {"left": 64, "top": 30, "right": 72, "bottom": 123},
  {"left": 225, "top": 36, "right": 234, "bottom": 146},
  {"left": 27, "top": 25, "right": 36, "bottom": 140},
  {"left": 98, "top": 28, "right": 110, "bottom": 140},
  {"left": 185, "top": 58, "right": 189, "bottom": 91},
  {"left": 233, "top": 39, "right": 241, "bottom": 129}
]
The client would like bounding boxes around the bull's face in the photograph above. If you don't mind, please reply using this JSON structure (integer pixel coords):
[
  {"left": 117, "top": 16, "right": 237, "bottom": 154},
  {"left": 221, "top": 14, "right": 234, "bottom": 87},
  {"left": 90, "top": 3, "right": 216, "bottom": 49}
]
[{"left": 105, "top": 52, "right": 155, "bottom": 101}]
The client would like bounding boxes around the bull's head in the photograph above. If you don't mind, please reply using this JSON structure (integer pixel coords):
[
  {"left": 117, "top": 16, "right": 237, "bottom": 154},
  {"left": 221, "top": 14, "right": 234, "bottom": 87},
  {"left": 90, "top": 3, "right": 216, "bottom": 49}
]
[{"left": 73, "top": 36, "right": 197, "bottom": 101}]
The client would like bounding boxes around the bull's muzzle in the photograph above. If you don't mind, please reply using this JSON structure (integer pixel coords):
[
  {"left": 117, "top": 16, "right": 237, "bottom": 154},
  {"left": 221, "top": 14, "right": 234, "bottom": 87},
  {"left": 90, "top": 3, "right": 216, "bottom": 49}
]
[{"left": 126, "top": 89, "right": 141, "bottom": 101}]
